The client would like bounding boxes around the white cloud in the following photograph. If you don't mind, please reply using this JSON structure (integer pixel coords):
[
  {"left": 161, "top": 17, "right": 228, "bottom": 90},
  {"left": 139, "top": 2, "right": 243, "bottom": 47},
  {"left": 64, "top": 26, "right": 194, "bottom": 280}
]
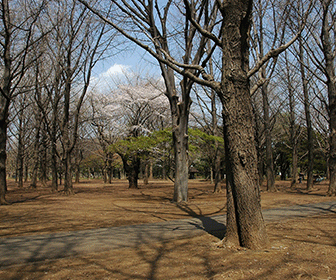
[
  {"left": 89, "top": 64, "right": 131, "bottom": 94},
  {"left": 101, "top": 64, "right": 131, "bottom": 77}
]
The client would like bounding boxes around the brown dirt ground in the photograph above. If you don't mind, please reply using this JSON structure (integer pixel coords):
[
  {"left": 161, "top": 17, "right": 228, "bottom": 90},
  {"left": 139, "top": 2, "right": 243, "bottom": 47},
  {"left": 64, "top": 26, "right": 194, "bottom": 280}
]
[{"left": 1, "top": 179, "right": 336, "bottom": 279}]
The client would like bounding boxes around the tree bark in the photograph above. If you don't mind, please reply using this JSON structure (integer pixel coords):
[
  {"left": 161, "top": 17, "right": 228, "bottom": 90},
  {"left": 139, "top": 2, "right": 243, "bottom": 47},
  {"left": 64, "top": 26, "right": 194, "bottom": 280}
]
[
  {"left": 122, "top": 155, "right": 140, "bottom": 189},
  {"left": 50, "top": 126, "right": 58, "bottom": 192},
  {"left": 159, "top": 64, "right": 191, "bottom": 203},
  {"left": 298, "top": 36, "right": 314, "bottom": 190},
  {"left": 63, "top": 153, "right": 73, "bottom": 194},
  {"left": 321, "top": 0, "right": 336, "bottom": 196},
  {"left": 30, "top": 118, "right": 40, "bottom": 189},
  {"left": 0, "top": 119, "right": 8, "bottom": 204},
  {"left": 218, "top": 0, "right": 268, "bottom": 249},
  {"left": 262, "top": 81, "right": 276, "bottom": 192},
  {"left": 286, "top": 52, "right": 299, "bottom": 188},
  {"left": 0, "top": 0, "right": 11, "bottom": 204},
  {"left": 173, "top": 118, "right": 189, "bottom": 202},
  {"left": 16, "top": 104, "right": 24, "bottom": 188},
  {"left": 107, "top": 152, "right": 112, "bottom": 184},
  {"left": 39, "top": 126, "right": 48, "bottom": 186},
  {"left": 144, "top": 160, "right": 149, "bottom": 185}
]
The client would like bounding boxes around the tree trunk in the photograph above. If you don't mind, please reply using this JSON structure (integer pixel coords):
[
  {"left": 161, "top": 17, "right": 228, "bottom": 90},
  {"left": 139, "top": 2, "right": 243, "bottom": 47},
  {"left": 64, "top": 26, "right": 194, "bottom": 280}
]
[
  {"left": 213, "top": 145, "right": 222, "bottom": 193},
  {"left": 75, "top": 164, "right": 80, "bottom": 184},
  {"left": 63, "top": 154, "right": 73, "bottom": 194},
  {"left": 30, "top": 126, "right": 40, "bottom": 189},
  {"left": 221, "top": 95, "right": 267, "bottom": 249},
  {"left": 149, "top": 160, "right": 153, "bottom": 179},
  {"left": 208, "top": 47, "right": 222, "bottom": 193},
  {"left": 299, "top": 37, "right": 314, "bottom": 190},
  {"left": 253, "top": 104, "right": 264, "bottom": 188},
  {"left": 39, "top": 127, "right": 48, "bottom": 186},
  {"left": 286, "top": 51, "right": 299, "bottom": 188},
  {"left": 16, "top": 110, "right": 24, "bottom": 189},
  {"left": 107, "top": 152, "right": 112, "bottom": 184},
  {"left": 321, "top": 0, "right": 336, "bottom": 196},
  {"left": 173, "top": 122, "right": 189, "bottom": 202},
  {"left": 160, "top": 65, "right": 190, "bottom": 202},
  {"left": 0, "top": 119, "right": 8, "bottom": 204},
  {"left": 144, "top": 160, "right": 149, "bottom": 185},
  {"left": 122, "top": 155, "right": 140, "bottom": 189},
  {"left": 0, "top": 0, "right": 11, "bottom": 204},
  {"left": 74, "top": 148, "right": 81, "bottom": 184},
  {"left": 218, "top": 0, "right": 268, "bottom": 249},
  {"left": 50, "top": 139, "right": 58, "bottom": 192},
  {"left": 262, "top": 82, "right": 276, "bottom": 192},
  {"left": 50, "top": 101, "right": 58, "bottom": 192}
]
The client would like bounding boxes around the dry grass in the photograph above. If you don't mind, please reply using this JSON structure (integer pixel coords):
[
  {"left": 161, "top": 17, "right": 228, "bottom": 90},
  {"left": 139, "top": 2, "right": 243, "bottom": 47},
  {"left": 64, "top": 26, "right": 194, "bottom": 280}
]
[{"left": 0, "top": 178, "right": 335, "bottom": 279}]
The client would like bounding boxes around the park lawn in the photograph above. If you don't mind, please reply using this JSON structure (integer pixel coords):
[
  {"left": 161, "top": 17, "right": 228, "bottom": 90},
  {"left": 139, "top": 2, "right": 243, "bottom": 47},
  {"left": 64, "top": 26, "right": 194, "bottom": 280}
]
[{"left": 0, "top": 179, "right": 335, "bottom": 279}]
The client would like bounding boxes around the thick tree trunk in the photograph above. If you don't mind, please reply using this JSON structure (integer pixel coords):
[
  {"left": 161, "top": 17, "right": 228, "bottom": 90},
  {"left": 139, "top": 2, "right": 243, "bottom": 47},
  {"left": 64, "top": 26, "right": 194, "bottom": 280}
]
[
  {"left": 321, "top": 1, "right": 336, "bottom": 196},
  {"left": 173, "top": 122, "right": 189, "bottom": 202},
  {"left": 327, "top": 79, "right": 336, "bottom": 196},
  {"left": 163, "top": 74, "right": 190, "bottom": 202},
  {"left": 218, "top": 0, "right": 268, "bottom": 249},
  {"left": 221, "top": 93, "right": 268, "bottom": 249},
  {"left": 122, "top": 155, "right": 140, "bottom": 189}
]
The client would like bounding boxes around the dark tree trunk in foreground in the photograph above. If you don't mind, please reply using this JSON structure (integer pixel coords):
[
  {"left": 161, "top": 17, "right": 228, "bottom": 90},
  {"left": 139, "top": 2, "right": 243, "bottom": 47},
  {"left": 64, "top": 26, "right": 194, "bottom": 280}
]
[
  {"left": 218, "top": 0, "right": 268, "bottom": 249},
  {"left": 321, "top": 0, "right": 336, "bottom": 196},
  {"left": 0, "top": 0, "right": 11, "bottom": 204}
]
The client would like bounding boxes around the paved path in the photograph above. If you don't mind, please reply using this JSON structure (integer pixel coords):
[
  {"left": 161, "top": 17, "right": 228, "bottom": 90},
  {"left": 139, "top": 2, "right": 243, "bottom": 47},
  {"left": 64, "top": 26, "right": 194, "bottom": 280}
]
[{"left": 1, "top": 201, "right": 336, "bottom": 267}]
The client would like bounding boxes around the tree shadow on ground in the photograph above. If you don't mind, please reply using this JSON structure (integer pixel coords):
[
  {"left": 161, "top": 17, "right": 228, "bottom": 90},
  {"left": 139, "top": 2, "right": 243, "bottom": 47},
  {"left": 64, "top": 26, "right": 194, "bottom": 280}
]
[{"left": 176, "top": 203, "right": 226, "bottom": 240}]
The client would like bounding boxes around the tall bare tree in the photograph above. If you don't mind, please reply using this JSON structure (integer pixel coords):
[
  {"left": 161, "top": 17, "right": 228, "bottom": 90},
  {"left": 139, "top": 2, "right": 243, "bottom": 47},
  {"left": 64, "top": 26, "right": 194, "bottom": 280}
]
[
  {"left": 79, "top": 0, "right": 312, "bottom": 249},
  {"left": 320, "top": 0, "right": 336, "bottom": 196},
  {"left": 0, "top": 0, "right": 45, "bottom": 204}
]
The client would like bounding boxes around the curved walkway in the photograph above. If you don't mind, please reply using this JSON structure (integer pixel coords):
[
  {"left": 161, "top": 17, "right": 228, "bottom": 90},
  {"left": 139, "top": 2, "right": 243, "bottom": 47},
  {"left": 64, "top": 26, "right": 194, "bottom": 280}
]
[{"left": 1, "top": 201, "right": 336, "bottom": 267}]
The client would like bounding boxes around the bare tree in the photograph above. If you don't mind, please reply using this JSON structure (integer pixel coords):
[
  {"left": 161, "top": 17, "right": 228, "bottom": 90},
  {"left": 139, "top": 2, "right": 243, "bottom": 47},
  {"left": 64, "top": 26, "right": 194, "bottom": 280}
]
[
  {"left": 298, "top": 35, "right": 314, "bottom": 190},
  {"left": 78, "top": 0, "right": 220, "bottom": 202},
  {"left": 320, "top": 0, "right": 336, "bottom": 196},
  {"left": 35, "top": 0, "right": 112, "bottom": 194},
  {"left": 0, "top": 0, "right": 45, "bottom": 204},
  {"left": 79, "top": 0, "right": 313, "bottom": 249}
]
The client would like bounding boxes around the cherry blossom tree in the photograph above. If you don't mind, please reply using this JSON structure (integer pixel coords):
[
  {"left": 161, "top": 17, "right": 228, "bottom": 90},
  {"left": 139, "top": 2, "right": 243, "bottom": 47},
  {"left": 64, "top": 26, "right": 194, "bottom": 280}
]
[{"left": 89, "top": 73, "right": 170, "bottom": 188}]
